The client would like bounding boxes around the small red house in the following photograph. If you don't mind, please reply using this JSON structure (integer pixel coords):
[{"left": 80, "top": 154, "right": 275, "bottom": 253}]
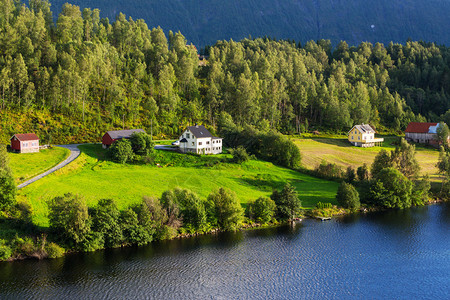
[
  {"left": 102, "top": 129, "right": 145, "bottom": 148},
  {"left": 10, "top": 133, "right": 40, "bottom": 153}
]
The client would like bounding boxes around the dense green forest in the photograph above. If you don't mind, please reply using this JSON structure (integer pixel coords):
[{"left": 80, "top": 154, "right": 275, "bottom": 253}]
[
  {"left": 1, "top": 0, "right": 450, "bottom": 144},
  {"left": 47, "top": 0, "right": 450, "bottom": 48}
]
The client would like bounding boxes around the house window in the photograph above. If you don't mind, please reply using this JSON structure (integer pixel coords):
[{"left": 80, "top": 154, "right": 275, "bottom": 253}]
[
  {"left": 351, "top": 136, "right": 354, "bottom": 140},
  {"left": 207, "top": 141, "right": 210, "bottom": 144},
  {"left": 358, "top": 137, "right": 360, "bottom": 140},
  {"left": 192, "top": 142, "right": 194, "bottom": 146},
  {"left": 199, "top": 142, "right": 202, "bottom": 145},
  {"left": 186, "top": 133, "right": 190, "bottom": 138}
]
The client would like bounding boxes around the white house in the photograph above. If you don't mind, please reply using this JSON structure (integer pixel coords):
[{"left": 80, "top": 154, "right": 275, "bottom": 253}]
[{"left": 178, "top": 125, "right": 223, "bottom": 154}]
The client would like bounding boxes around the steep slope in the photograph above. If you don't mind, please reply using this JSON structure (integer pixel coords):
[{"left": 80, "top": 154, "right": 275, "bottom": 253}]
[{"left": 48, "top": 0, "right": 450, "bottom": 47}]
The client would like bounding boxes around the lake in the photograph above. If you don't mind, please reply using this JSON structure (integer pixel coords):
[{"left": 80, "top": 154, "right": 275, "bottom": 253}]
[{"left": 1, "top": 203, "right": 449, "bottom": 299}]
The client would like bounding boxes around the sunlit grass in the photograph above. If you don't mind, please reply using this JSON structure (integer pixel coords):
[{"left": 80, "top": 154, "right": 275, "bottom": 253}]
[
  {"left": 8, "top": 147, "right": 70, "bottom": 184},
  {"left": 19, "top": 144, "right": 339, "bottom": 227}
]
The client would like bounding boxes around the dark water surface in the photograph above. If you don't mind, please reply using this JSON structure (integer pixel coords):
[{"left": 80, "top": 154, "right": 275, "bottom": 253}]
[{"left": 1, "top": 204, "right": 449, "bottom": 299}]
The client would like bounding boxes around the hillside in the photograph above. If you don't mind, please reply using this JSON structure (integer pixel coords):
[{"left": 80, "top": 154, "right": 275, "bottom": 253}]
[
  {"left": 17, "top": 145, "right": 339, "bottom": 226},
  {"left": 48, "top": 0, "right": 450, "bottom": 47}
]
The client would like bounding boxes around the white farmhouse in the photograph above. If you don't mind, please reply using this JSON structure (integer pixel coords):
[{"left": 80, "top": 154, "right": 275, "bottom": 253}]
[{"left": 178, "top": 125, "right": 223, "bottom": 154}]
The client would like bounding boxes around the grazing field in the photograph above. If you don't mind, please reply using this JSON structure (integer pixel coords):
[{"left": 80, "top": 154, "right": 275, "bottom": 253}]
[
  {"left": 294, "top": 136, "right": 441, "bottom": 180},
  {"left": 19, "top": 144, "right": 339, "bottom": 227},
  {"left": 8, "top": 147, "right": 70, "bottom": 184}
]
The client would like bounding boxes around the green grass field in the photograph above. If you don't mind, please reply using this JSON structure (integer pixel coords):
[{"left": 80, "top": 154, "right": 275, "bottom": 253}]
[
  {"left": 294, "top": 136, "right": 442, "bottom": 180},
  {"left": 8, "top": 147, "right": 70, "bottom": 184},
  {"left": 19, "top": 144, "right": 339, "bottom": 227}
]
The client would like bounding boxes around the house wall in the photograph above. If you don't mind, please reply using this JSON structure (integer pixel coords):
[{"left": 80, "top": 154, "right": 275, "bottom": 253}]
[
  {"left": 102, "top": 133, "right": 115, "bottom": 148},
  {"left": 405, "top": 132, "right": 436, "bottom": 144},
  {"left": 20, "top": 140, "right": 39, "bottom": 153},
  {"left": 348, "top": 128, "right": 362, "bottom": 144},
  {"left": 179, "top": 130, "right": 223, "bottom": 154},
  {"left": 11, "top": 137, "right": 20, "bottom": 151}
]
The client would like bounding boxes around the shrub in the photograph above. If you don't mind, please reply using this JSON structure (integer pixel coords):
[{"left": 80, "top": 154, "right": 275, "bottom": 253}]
[
  {"left": 45, "top": 242, "right": 65, "bottom": 259},
  {"left": 0, "top": 169, "right": 16, "bottom": 212},
  {"left": 130, "top": 132, "right": 154, "bottom": 155},
  {"left": 47, "top": 193, "right": 91, "bottom": 248},
  {"left": 0, "top": 241, "right": 12, "bottom": 261},
  {"left": 336, "top": 182, "right": 360, "bottom": 211},
  {"left": 207, "top": 188, "right": 243, "bottom": 230},
  {"left": 314, "top": 160, "right": 344, "bottom": 180},
  {"left": 316, "top": 202, "right": 332, "bottom": 209},
  {"left": 345, "top": 166, "right": 356, "bottom": 183},
  {"left": 230, "top": 146, "right": 250, "bottom": 164},
  {"left": 90, "top": 199, "right": 123, "bottom": 248},
  {"left": 370, "top": 167, "right": 413, "bottom": 209},
  {"left": 271, "top": 183, "right": 301, "bottom": 220},
  {"left": 247, "top": 197, "right": 276, "bottom": 224},
  {"left": 357, "top": 163, "right": 370, "bottom": 181},
  {"left": 109, "top": 139, "right": 133, "bottom": 163}
]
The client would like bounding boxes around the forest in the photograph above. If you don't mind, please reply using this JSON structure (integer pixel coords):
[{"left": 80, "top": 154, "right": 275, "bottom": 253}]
[{"left": 1, "top": 0, "right": 450, "bottom": 144}]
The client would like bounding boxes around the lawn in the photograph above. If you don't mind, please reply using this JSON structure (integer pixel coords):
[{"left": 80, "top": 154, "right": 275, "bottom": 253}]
[
  {"left": 19, "top": 144, "right": 339, "bottom": 227},
  {"left": 8, "top": 147, "right": 70, "bottom": 184},
  {"left": 294, "top": 136, "right": 442, "bottom": 180}
]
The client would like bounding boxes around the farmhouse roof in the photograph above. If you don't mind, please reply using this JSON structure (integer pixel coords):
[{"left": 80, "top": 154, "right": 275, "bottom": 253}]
[
  {"left": 105, "top": 129, "right": 145, "bottom": 140},
  {"left": 187, "top": 125, "right": 213, "bottom": 138},
  {"left": 348, "top": 124, "right": 375, "bottom": 134},
  {"left": 180, "top": 138, "right": 188, "bottom": 143},
  {"left": 11, "top": 133, "right": 39, "bottom": 141},
  {"left": 405, "top": 122, "right": 438, "bottom": 133}
]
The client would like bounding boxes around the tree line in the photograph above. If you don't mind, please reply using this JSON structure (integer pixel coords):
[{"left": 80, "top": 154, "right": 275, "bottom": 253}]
[{"left": 1, "top": 0, "right": 450, "bottom": 143}]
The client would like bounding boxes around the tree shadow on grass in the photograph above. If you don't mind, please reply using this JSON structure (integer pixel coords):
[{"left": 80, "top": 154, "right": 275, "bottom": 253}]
[{"left": 309, "top": 138, "right": 352, "bottom": 148}]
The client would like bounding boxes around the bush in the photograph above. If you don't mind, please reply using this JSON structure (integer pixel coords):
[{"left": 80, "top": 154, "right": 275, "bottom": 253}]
[
  {"left": 130, "top": 132, "right": 154, "bottom": 155},
  {"left": 336, "top": 182, "right": 360, "bottom": 211},
  {"left": 0, "top": 169, "right": 16, "bottom": 212},
  {"left": 271, "top": 183, "right": 302, "bottom": 220},
  {"left": 45, "top": 242, "right": 65, "bottom": 259},
  {"left": 109, "top": 139, "right": 133, "bottom": 163},
  {"left": 207, "top": 188, "right": 243, "bottom": 230},
  {"left": 47, "top": 193, "right": 91, "bottom": 248},
  {"left": 247, "top": 197, "right": 276, "bottom": 224},
  {"left": 357, "top": 164, "right": 370, "bottom": 181},
  {"left": 314, "top": 160, "right": 344, "bottom": 180},
  {"left": 90, "top": 199, "right": 123, "bottom": 248},
  {"left": 0, "top": 240, "right": 12, "bottom": 261},
  {"left": 370, "top": 167, "right": 413, "bottom": 209},
  {"left": 230, "top": 146, "right": 250, "bottom": 164},
  {"left": 316, "top": 202, "right": 332, "bottom": 209}
]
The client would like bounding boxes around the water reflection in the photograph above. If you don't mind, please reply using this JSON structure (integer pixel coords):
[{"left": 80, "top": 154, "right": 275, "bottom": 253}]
[{"left": 1, "top": 205, "right": 449, "bottom": 299}]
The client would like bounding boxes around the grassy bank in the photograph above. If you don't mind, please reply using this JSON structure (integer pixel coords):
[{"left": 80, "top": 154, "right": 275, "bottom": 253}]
[
  {"left": 8, "top": 147, "right": 70, "bottom": 184},
  {"left": 294, "top": 136, "right": 441, "bottom": 181},
  {"left": 19, "top": 144, "right": 339, "bottom": 227}
]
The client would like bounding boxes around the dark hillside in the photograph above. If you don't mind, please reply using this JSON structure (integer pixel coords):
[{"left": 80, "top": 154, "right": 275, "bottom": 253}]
[{"left": 47, "top": 0, "right": 450, "bottom": 47}]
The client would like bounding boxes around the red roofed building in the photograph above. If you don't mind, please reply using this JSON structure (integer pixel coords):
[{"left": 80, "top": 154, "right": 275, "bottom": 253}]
[
  {"left": 102, "top": 129, "right": 145, "bottom": 148},
  {"left": 404, "top": 122, "right": 447, "bottom": 146},
  {"left": 10, "top": 133, "right": 40, "bottom": 153}
]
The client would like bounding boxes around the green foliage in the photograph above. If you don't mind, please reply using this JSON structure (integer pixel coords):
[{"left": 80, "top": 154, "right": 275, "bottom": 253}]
[
  {"left": 436, "top": 122, "right": 449, "bottom": 149},
  {"left": 47, "top": 193, "right": 90, "bottom": 247},
  {"left": 336, "top": 182, "right": 360, "bottom": 211},
  {"left": 345, "top": 166, "right": 356, "bottom": 183},
  {"left": 230, "top": 146, "right": 250, "bottom": 164},
  {"left": 45, "top": 242, "right": 65, "bottom": 259},
  {"left": 314, "top": 160, "right": 344, "bottom": 180},
  {"left": 372, "top": 139, "right": 420, "bottom": 179},
  {"left": 411, "top": 176, "right": 431, "bottom": 206},
  {"left": 130, "top": 132, "right": 154, "bottom": 156},
  {"left": 0, "top": 145, "right": 15, "bottom": 212},
  {"left": 109, "top": 139, "right": 133, "bottom": 164},
  {"left": 161, "top": 188, "right": 207, "bottom": 232},
  {"left": 0, "top": 240, "right": 12, "bottom": 261},
  {"left": 315, "top": 202, "right": 332, "bottom": 209},
  {"left": 207, "top": 187, "right": 243, "bottom": 230},
  {"left": 247, "top": 197, "right": 276, "bottom": 224},
  {"left": 370, "top": 168, "right": 413, "bottom": 209},
  {"left": 90, "top": 199, "right": 123, "bottom": 248},
  {"left": 120, "top": 201, "right": 155, "bottom": 246},
  {"left": 0, "top": 169, "right": 16, "bottom": 212},
  {"left": 357, "top": 164, "right": 370, "bottom": 181},
  {"left": 271, "top": 183, "right": 301, "bottom": 220},
  {"left": 437, "top": 147, "right": 450, "bottom": 177}
]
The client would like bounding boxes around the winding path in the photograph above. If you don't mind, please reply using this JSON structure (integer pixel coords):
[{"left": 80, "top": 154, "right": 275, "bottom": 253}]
[{"left": 17, "top": 144, "right": 82, "bottom": 190}]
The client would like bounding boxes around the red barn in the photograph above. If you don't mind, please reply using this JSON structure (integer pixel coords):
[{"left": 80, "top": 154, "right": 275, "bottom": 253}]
[
  {"left": 10, "top": 133, "right": 40, "bottom": 153},
  {"left": 102, "top": 129, "right": 145, "bottom": 148}
]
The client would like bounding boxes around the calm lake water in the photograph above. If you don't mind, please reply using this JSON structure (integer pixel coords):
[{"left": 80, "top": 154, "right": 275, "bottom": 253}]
[{"left": 1, "top": 203, "right": 449, "bottom": 299}]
